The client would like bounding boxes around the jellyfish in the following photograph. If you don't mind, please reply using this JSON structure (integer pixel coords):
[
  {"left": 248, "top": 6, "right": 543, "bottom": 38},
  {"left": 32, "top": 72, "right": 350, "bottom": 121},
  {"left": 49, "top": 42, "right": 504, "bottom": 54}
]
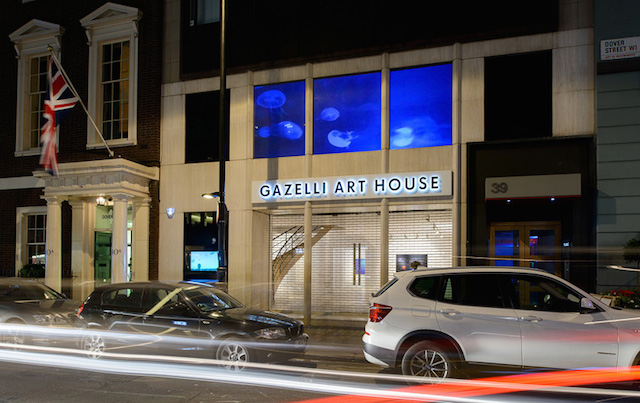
[
  {"left": 256, "top": 90, "right": 286, "bottom": 109},
  {"left": 257, "top": 126, "right": 272, "bottom": 138},
  {"left": 391, "top": 127, "right": 415, "bottom": 148},
  {"left": 276, "top": 121, "right": 303, "bottom": 140},
  {"left": 327, "top": 130, "right": 356, "bottom": 148},
  {"left": 320, "top": 107, "right": 340, "bottom": 122}
]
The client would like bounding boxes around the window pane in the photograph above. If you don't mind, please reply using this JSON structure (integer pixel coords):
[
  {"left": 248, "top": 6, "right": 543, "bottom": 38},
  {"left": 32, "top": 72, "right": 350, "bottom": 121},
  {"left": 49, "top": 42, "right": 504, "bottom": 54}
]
[
  {"left": 529, "top": 229, "right": 556, "bottom": 256},
  {"left": 485, "top": 51, "right": 552, "bottom": 141},
  {"left": 103, "top": 44, "right": 112, "bottom": 63},
  {"left": 103, "top": 122, "right": 112, "bottom": 140},
  {"left": 185, "top": 90, "right": 229, "bottom": 163},
  {"left": 253, "top": 81, "right": 305, "bottom": 158},
  {"left": 409, "top": 276, "right": 438, "bottom": 300},
  {"left": 494, "top": 230, "right": 518, "bottom": 256},
  {"left": 112, "top": 61, "right": 121, "bottom": 80},
  {"left": 390, "top": 64, "right": 452, "bottom": 149},
  {"left": 506, "top": 275, "right": 581, "bottom": 312},
  {"left": 313, "top": 72, "right": 381, "bottom": 155},
  {"left": 103, "top": 83, "right": 113, "bottom": 102},
  {"left": 113, "top": 42, "right": 122, "bottom": 62},
  {"left": 440, "top": 274, "right": 505, "bottom": 308}
]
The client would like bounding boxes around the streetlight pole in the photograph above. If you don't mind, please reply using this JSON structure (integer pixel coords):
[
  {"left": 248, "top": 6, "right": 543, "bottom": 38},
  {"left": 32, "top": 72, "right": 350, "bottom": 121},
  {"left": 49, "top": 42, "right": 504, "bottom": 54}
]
[{"left": 217, "top": 0, "right": 228, "bottom": 278}]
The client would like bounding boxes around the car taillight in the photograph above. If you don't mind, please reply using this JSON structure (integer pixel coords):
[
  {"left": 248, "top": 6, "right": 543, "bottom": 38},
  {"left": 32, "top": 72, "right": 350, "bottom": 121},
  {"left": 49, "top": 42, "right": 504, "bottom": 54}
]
[
  {"left": 77, "top": 302, "right": 85, "bottom": 316},
  {"left": 369, "top": 303, "right": 392, "bottom": 322}
]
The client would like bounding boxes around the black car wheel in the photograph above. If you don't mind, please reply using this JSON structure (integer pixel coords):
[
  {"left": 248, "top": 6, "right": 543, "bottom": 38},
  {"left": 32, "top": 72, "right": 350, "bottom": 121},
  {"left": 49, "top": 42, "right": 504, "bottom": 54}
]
[
  {"left": 401, "top": 341, "right": 456, "bottom": 380},
  {"left": 216, "top": 339, "right": 250, "bottom": 371},
  {"left": 1, "top": 319, "right": 27, "bottom": 349},
  {"left": 81, "top": 332, "right": 106, "bottom": 359}
]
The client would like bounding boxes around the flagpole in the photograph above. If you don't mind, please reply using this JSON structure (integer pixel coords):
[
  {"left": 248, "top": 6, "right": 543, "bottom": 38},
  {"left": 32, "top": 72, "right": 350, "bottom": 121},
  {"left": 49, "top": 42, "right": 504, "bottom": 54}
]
[{"left": 47, "top": 46, "right": 114, "bottom": 158}]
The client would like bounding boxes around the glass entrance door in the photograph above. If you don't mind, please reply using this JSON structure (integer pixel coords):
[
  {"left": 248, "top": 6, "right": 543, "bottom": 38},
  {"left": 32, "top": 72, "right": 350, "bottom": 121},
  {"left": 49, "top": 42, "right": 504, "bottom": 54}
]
[
  {"left": 95, "top": 231, "right": 112, "bottom": 285},
  {"left": 489, "top": 222, "right": 561, "bottom": 276}
]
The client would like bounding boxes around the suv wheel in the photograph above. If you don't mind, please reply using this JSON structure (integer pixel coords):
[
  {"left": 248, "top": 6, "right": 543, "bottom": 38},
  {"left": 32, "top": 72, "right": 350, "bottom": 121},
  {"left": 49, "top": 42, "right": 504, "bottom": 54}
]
[
  {"left": 401, "top": 341, "right": 456, "bottom": 379},
  {"left": 216, "top": 339, "right": 250, "bottom": 371}
]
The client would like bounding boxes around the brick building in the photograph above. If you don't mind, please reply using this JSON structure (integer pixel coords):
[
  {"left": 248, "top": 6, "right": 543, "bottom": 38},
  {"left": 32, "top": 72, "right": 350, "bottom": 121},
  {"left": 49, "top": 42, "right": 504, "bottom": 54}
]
[{"left": 0, "top": 0, "right": 162, "bottom": 299}]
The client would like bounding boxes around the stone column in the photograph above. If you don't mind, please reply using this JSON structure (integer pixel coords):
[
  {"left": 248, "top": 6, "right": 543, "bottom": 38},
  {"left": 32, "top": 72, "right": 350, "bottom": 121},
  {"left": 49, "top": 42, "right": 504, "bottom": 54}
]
[
  {"left": 111, "top": 194, "right": 130, "bottom": 284},
  {"left": 380, "top": 198, "right": 389, "bottom": 287},
  {"left": 43, "top": 195, "right": 63, "bottom": 292},
  {"left": 304, "top": 201, "right": 312, "bottom": 325},
  {"left": 132, "top": 197, "right": 151, "bottom": 282},
  {"left": 68, "top": 198, "right": 95, "bottom": 301}
]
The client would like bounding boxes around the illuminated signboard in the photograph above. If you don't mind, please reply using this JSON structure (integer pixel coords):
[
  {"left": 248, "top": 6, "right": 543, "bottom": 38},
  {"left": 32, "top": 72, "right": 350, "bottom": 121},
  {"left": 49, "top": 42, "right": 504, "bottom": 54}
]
[{"left": 252, "top": 171, "right": 452, "bottom": 203}]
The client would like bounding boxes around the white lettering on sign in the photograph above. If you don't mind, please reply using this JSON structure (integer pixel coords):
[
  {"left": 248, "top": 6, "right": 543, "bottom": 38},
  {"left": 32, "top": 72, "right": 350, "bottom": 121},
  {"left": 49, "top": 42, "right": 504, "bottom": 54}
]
[
  {"left": 252, "top": 171, "right": 452, "bottom": 203},
  {"left": 601, "top": 36, "right": 640, "bottom": 61}
]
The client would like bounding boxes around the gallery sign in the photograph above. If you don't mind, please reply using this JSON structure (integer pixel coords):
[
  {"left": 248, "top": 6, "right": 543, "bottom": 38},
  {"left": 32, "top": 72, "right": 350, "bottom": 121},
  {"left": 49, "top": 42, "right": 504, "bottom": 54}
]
[
  {"left": 252, "top": 171, "right": 452, "bottom": 203},
  {"left": 601, "top": 36, "right": 640, "bottom": 61}
]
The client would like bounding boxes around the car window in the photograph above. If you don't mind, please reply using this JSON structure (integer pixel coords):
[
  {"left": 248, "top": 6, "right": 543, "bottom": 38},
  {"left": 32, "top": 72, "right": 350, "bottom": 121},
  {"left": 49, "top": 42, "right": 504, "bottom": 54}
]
[
  {"left": 408, "top": 276, "right": 439, "bottom": 300},
  {"left": 143, "top": 288, "right": 190, "bottom": 316},
  {"left": 505, "top": 275, "right": 582, "bottom": 313},
  {"left": 439, "top": 274, "right": 505, "bottom": 308},
  {"left": 182, "top": 287, "right": 244, "bottom": 312},
  {"left": 372, "top": 277, "right": 398, "bottom": 297},
  {"left": 102, "top": 287, "right": 144, "bottom": 309},
  {"left": 0, "top": 283, "right": 65, "bottom": 301}
]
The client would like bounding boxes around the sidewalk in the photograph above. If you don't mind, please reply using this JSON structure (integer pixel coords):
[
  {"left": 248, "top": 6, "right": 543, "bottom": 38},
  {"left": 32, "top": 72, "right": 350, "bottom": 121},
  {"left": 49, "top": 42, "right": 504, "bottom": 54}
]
[{"left": 303, "top": 322, "right": 367, "bottom": 362}]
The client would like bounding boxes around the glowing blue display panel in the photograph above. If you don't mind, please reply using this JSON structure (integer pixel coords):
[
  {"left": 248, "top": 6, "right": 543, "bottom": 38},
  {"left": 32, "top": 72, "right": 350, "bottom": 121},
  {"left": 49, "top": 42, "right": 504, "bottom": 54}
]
[
  {"left": 190, "top": 251, "right": 219, "bottom": 272},
  {"left": 254, "top": 81, "right": 305, "bottom": 158},
  {"left": 390, "top": 64, "right": 452, "bottom": 149},
  {"left": 313, "top": 72, "right": 381, "bottom": 154}
]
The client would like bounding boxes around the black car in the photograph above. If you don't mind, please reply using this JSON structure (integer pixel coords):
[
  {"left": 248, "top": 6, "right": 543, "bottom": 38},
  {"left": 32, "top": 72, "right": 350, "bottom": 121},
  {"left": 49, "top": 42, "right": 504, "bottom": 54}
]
[
  {"left": 75, "top": 281, "right": 308, "bottom": 367},
  {"left": 0, "top": 278, "right": 79, "bottom": 346}
]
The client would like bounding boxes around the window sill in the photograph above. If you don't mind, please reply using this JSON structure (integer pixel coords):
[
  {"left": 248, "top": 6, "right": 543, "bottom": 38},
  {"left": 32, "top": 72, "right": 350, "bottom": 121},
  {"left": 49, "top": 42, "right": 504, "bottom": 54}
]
[
  {"left": 87, "top": 139, "right": 136, "bottom": 150},
  {"left": 14, "top": 149, "right": 42, "bottom": 157}
]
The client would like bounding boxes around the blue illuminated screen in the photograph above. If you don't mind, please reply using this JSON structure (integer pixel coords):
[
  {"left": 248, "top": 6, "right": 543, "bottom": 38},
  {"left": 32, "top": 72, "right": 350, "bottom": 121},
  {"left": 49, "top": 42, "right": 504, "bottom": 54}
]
[
  {"left": 254, "top": 81, "right": 305, "bottom": 158},
  {"left": 190, "top": 251, "right": 219, "bottom": 272},
  {"left": 390, "top": 64, "right": 452, "bottom": 149},
  {"left": 313, "top": 72, "right": 381, "bottom": 154}
]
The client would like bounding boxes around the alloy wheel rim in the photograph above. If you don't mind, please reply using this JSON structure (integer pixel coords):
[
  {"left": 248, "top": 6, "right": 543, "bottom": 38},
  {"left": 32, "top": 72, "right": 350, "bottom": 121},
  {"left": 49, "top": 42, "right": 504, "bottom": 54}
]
[
  {"left": 83, "top": 335, "right": 105, "bottom": 359},
  {"left": 410, "top": 349, "right": 449, "bottom": 378},
  {"left": 219, "top": 343, "right": 248, "bottom": 370}
]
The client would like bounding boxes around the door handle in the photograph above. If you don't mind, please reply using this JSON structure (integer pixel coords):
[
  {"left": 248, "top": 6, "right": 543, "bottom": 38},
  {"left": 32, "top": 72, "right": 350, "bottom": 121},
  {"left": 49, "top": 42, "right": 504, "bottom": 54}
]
[
  {"left": 521, "top": 316, "right": 543, "bottom": 323},
  {"left": 440, "top": 309, "right": 460, "bottom": 316}
]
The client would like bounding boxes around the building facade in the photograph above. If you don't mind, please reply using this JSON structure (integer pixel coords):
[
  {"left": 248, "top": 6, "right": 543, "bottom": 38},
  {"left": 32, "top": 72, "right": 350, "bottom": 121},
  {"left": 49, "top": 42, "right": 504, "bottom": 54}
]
[
  {"left": 0, "top": 0, "right": 162, "bottom": 300},
  {"left": 160, "top": 0, "right": 597, "bottom": 319},
  {"left": 594, "top": 0, "right": 640, "bottom": 291}
]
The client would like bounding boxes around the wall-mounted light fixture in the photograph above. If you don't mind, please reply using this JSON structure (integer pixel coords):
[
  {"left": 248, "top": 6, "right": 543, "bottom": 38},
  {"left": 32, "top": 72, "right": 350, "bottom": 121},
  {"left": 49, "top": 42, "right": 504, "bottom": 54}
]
[
  {"left": 96, "top": 196, "right": 107, "bottom": 206},
  {"left": 166, "top": 207, "right": 176, "bottom": 219},
  {"left": 202, "top": 192, "right": 222, "bottom": 199}
]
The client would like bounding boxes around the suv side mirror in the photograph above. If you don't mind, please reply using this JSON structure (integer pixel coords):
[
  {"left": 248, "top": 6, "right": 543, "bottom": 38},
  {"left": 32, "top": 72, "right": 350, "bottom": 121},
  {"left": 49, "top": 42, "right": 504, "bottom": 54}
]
[{"left": 580, "top": 297, "right": 595, "bottom": 311}]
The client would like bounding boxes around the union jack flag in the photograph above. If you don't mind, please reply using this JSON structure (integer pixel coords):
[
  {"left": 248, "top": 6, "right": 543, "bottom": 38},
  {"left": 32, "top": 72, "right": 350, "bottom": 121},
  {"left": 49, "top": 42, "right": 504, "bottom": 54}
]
[{"left": 40, "top": 56, "right": 78, "bottom": 177}]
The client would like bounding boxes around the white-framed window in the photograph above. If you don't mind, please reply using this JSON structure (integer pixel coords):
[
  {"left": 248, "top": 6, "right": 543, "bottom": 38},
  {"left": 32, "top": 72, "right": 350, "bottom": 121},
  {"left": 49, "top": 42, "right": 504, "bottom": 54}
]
[
  {"left": 81, "top": 3, "right": 142, "bottom": 149},
  {"left": 16, "top": 206, "right": 47, "bottom": 274},
  {"left": 9, "top": 19, "right": 64, "bottom": 157}
]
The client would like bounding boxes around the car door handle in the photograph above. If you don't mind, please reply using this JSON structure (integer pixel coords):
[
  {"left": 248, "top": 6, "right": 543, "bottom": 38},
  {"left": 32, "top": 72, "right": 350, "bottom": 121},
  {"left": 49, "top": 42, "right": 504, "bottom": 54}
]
[
  {"left": 440, "top": 309, "right": 460, "bottom": 316},
  {"left": 521, "top": 316, "right": 543, "bottom": 323}
]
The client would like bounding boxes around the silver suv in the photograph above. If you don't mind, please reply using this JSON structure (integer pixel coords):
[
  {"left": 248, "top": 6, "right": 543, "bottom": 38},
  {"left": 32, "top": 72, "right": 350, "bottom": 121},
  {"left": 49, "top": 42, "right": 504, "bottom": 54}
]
[{"left": 363, "top": 267, "right": 640, "bottom": 379}]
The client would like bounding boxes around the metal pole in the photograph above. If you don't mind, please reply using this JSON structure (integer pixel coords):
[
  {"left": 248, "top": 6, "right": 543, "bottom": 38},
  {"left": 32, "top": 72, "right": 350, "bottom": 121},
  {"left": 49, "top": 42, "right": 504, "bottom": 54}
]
[
  {"left": 219, "top": 0, "right": 226, "bottom": 203},
  {"left": 218, "top": 0, "right": 228, "bottom": 276}
]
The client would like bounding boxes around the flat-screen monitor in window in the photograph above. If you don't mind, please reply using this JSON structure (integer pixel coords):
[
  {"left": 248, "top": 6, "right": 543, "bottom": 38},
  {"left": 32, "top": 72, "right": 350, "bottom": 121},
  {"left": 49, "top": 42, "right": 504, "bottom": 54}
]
[
  {"left": 254, "top": 81, "right": 306, "bottom": 158},
  {"left": 390, "top": 64, "right": 452, "bottom": 150},
  {"left": 190, "top": 251, "right": 219, "bottom": 272},
  {"left": 313, "top": 72, "right": 381, "bottom": 154}
]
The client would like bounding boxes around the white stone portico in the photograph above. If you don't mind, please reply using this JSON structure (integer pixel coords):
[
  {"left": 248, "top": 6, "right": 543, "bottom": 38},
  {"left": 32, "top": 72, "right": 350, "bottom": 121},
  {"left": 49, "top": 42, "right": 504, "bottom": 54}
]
[{"left": 34, "top": 158, "right": 158, "bottom": 300}]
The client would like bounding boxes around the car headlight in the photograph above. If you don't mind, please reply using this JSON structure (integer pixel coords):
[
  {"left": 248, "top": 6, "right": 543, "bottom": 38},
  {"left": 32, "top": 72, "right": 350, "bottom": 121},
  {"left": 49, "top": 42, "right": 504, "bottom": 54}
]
[
  {"left": 255, "top": 327, "right": 287, "bottom": 339},
  {"left": 34, "top": 314, "right": 55, "bottom": 324}
]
